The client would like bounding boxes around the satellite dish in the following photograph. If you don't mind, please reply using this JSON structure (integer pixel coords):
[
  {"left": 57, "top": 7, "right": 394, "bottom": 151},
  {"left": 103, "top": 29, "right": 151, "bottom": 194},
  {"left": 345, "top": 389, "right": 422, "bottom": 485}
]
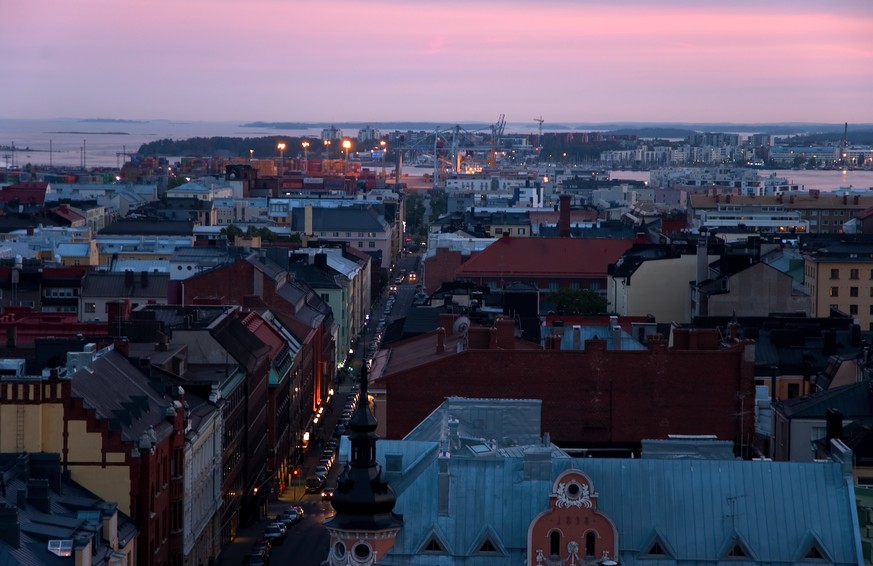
[{"left": 453, "top": 316, "right": 470, "bottom": 336}]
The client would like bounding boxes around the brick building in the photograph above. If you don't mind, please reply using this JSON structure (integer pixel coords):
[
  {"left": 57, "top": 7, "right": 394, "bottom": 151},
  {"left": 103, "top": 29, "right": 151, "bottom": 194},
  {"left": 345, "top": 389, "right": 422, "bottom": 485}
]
[{"left": 371, "top": 315, "right": 755, "bottom": 450}]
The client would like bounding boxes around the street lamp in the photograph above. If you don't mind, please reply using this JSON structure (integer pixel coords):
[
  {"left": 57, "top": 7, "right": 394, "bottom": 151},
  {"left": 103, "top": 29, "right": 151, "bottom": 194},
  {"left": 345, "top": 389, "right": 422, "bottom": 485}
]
[
  {"left": 323, "top": 139, "right": 331, "bottom": 159},
  {"left": 301, "top": 140, "right": 310, "bottom": 172},
  {"left": 342, "top": 139, "right": 352, "bottom": 174},
  {"left": 277, "top": 142, "right": 286, "bottom": 175},
  {"left": 380, "top": 140, "right": 387, "bottom": 178},
  {"left": 249, "top": 149, "right": 254, "bottom": 160}
]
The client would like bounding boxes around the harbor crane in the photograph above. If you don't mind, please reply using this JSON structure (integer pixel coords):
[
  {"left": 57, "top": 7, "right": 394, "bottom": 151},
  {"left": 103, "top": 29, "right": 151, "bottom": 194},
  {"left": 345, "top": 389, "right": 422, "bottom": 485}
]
[{"left": 533, "top": 116, "right": 544, "bottom": 149}]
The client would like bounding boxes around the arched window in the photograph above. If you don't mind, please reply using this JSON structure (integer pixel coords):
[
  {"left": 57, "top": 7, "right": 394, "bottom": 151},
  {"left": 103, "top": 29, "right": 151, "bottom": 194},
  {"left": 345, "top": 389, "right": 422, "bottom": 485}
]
[
  {"left": 585, "top": 531, "right": 596, "bottom": 557},
  {"left": 550, "top": 531, "right": 561, "bottom": 557}
]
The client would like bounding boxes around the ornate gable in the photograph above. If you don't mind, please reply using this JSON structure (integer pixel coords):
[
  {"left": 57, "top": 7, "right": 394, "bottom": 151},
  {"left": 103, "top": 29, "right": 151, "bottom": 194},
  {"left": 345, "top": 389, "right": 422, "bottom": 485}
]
[{"left": 528, "top": 470, "right": 619, "bottom": 565}]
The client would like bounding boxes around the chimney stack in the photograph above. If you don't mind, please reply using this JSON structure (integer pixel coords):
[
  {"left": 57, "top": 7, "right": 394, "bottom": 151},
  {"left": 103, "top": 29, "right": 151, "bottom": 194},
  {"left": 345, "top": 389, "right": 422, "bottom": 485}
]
[
  {"left": 826, "top": 408, "right": 843, "bottom": 441},
  {"left": 436, "top": 327, "right": 446, "bottom": 354},
  {"left": 558, "top": 194, "right": 571, "bottom": 238},
  {"left": 696, "top": 228, "right": 708, "bottom": 285}
]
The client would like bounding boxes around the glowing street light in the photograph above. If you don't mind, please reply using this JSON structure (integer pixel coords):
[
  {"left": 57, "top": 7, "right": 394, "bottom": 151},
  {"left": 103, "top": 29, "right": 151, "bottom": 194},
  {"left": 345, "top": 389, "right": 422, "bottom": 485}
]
[
  {"left": 342, "top": 139, "right": 351, "bottom": 161},
  {"left": 380, "top": 140, "right": 387, "bottom": 177},
  {"left": 323, "top": 139, "right": 331, "bottom": 159},
  {"left": 301, "top": 140, "right": 310, "bottom": 170},
  {"left": 277, "top": 142, "right": 286, "bottom": 175}
]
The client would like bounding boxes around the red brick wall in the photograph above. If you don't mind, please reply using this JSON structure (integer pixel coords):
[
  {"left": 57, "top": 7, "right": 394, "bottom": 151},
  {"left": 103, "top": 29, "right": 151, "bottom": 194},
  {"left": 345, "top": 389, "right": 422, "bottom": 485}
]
[
  {"left": 384, "top": 345, "right": 754, "bottom": 446},
  {"left": 424, "top": 247, "right": 467, "bottom": 294}
]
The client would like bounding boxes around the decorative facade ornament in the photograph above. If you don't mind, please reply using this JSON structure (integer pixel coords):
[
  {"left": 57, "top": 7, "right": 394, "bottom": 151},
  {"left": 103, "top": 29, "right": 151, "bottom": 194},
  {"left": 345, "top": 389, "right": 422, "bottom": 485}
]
[{"left": 555, "top": 480, "right": 592, "bottom": 509}]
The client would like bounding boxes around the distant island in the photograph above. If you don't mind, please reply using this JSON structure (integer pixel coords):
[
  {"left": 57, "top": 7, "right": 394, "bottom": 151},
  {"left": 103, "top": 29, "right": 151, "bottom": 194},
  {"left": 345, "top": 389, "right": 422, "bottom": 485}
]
[
  {"left": 80, "top": 118, "right": 148, "bottom": 124},
  {"left": 48, "top": 131, "right": 130, "bottom": 135},
  {"left": 241, "top": 122, "right": 315, "bottom": 130}
]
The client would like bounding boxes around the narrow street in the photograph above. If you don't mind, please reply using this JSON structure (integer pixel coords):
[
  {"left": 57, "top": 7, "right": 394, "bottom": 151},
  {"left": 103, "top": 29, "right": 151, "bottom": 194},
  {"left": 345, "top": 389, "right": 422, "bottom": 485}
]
[{"left": 217, "top": 252, "right": 422, "bottom": 565}]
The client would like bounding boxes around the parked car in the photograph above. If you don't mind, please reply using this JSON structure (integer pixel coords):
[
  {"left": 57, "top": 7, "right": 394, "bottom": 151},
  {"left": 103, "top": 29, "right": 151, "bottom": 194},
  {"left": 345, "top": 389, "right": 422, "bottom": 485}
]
[
  {"left": 305, "top": 475, "right": 325, "bottom": 493},
  {"left": 263, "top": 523, "right": 286, "bottom": 545},
  {"left": 289, "top": 505, "right": 304, "bottom": 521},
  {"left": 322, "top": 486, "right": 335, "bottom": 501},
  {"left": 244, "top": 552, "right": 267, "bottom": 565},
  {"left": 250, "top": 539, "right": 272, "bottom": 563},
  {"left": 274, "top": 513, "right": 294, "bottom": 529},
  {"left": 315, "top": 464, "right": 329, "bottom": 477}
]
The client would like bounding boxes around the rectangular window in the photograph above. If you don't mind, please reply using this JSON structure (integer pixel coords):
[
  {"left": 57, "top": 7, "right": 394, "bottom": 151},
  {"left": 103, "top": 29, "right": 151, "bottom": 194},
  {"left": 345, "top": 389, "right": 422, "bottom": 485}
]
[
  {"left": 830, "top": 269, "right": 839, "bottom": 280},
  {"left": 829, "top": 287, "right": 839, "bottom": 297},
  {"left": 851, "top": 269, "right": 860, "bottom": 280},
  {"left": 85, "top": 303, "right": 96, "bottom": 313},
  {"left": 851, "top": 287, "right": 859, "bottom": 297},
  {"left": 787, "top": 383, "right": 800, "bottom": 399},
  {"left": 368, "top": 242, "right": 375, "bottom": 248},
  {"left": 850, "top": 304, "right": 859, "bottom": 315},
  {"left": 358, "top": 241, "right": 363, "bottom": 247}
]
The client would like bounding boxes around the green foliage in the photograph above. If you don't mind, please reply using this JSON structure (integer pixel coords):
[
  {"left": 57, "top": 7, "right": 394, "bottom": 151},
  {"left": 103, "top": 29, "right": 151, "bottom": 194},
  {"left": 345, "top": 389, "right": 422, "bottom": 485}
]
[
  {"left": 137, "top": 135, "right": 320, "bottom": 158},
  {"left": 220, "top": 224, "right": 244, "bottom": 242},
  {"left": 405, "top": 192, "right": 426, "bottom": 231},
  {"left": 429, "top": 189, "right": 446, "bottom": 223},
  {"left": 546, "top": 288, "right": 608, "bottom": 315},
  {"left": 221, "top": 224, "right": 279, "bottom": 243}
]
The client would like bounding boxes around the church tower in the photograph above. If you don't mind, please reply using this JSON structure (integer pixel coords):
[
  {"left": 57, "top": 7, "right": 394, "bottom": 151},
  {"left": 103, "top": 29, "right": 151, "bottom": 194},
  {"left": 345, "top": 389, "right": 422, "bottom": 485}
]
[{"left": 324, "top": 364, "right": 402, "bottom": 565}]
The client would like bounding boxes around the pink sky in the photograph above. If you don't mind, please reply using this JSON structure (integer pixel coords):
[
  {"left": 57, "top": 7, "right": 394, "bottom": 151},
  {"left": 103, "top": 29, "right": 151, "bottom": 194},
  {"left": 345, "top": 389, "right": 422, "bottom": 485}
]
[{"left": 3, "top": 0, "right": 872, "bottom": 123}]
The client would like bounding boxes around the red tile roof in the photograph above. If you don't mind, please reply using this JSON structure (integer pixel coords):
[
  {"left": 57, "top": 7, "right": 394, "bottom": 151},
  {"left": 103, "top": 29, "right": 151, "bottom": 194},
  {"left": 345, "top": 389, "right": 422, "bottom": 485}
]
[
  {"left": 455, "top": 236, "right": 633, "bottom": 278},
  {"left": 0, "top": 182, "right": 48, "bottom": 205},
  {"left": 240, "top": 311, "right": 286, "bottom": 360},
  {"left": 51, "top": 205, "right": 85, "bottom": 224}
]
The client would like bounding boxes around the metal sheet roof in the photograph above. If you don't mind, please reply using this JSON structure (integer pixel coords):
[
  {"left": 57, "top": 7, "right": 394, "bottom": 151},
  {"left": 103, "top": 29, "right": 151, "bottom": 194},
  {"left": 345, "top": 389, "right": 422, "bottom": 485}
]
[{"left": 377, "top": 441, "right": 859, "bottom": 565}]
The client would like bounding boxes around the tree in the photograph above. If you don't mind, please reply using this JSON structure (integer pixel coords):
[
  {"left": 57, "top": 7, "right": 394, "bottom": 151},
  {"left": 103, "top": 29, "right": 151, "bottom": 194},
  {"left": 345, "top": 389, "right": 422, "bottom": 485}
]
[
  {"left": 429, "top": 189, "right": 447, "bottom": 223},
  {"left": 220, "top": 224, "right": 244, "bottom": 242},
  {"left": 405, "top": 192, "right": 426, "bottom": 231},
  {"left": 546, "top": 288, "right": 608, "bottom": 315}
]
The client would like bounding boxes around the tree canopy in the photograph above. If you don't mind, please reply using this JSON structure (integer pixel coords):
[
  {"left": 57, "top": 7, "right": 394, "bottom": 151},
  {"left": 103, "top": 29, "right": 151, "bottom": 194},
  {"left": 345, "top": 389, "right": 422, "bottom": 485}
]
[{"left": 546, "top": 288, "right": 608, "bottom": 315}]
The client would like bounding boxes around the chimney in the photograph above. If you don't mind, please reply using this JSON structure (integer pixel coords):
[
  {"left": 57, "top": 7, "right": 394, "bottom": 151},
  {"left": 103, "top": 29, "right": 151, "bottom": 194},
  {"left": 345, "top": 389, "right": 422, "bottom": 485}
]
[
  {"left": 572, "top": 326, "right": 582, "bottom": 350},
  {"left": 439, "top": 313, "right": 457, "bottom": 335},
  {"left": 314, "top": 253, "right": 328, "bottom": 270},
  {"left": 436, "top": 327, "right": 446, "bottom": 354},
  {"left": 495, "top": 317, "right": 515, "bottom": 349},
  {"left": 696, "top": 228, "right": 708, "bottom": 284},
  {"left": 826, "top": 408, "right": 843, "bottom": 441},
  {"left": 854, "top": 195, "right": 860, "bottom": 205},
  {"left": 0, "top": 504, "right": 20, "bottom": 548},
  {"left": 123, "top": 270, "right": 134, "bottom": 289},
  {"left": 304, "top": 204, "right": 314, "bottom": 236},
  {"left": 26, "top": 478, "right": 50, "bottom": 513},
  {"left": 558, "top": 194, "right": 571, "bottom": 238},
  {"left": 140, "top": 271, "right": 148, "bottom": 288},
  {"left": 612, "top": 325, "right": 622, "bottom": 350},
  {"left": 823, "top": 328, "right": 837, "bottom": 356}
]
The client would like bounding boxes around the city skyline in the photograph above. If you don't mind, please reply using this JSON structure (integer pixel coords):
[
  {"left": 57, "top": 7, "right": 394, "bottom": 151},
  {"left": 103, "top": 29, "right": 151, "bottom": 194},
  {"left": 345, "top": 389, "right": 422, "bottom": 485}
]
[{"left": 3, "top": 0, "right": 872, "bottom": 124}]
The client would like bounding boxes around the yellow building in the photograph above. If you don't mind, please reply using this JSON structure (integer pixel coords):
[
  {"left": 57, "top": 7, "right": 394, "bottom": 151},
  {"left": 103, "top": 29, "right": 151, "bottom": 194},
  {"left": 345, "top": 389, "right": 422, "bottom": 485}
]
[{"left": 804, "top": 245, "right": 873, "bottom": 329}]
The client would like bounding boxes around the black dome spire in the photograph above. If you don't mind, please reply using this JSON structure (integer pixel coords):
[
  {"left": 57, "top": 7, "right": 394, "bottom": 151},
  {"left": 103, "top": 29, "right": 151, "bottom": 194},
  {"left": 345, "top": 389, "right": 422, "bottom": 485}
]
[{"left": 326, "top": 363, "right": 402, "bottom": 530}]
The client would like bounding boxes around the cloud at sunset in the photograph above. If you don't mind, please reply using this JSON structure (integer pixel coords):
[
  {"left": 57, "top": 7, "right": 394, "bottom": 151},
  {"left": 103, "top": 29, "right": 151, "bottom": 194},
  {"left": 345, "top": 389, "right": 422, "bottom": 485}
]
[{"left": 2, "top": 0, "right": 871, "bottom": 123}]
